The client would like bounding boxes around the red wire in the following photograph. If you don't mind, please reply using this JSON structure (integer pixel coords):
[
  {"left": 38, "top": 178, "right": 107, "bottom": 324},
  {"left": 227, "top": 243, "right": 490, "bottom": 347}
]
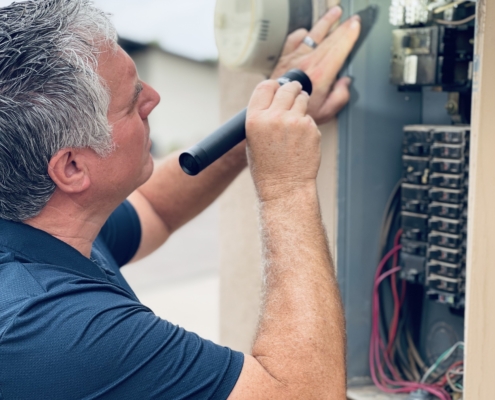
[
  {"left": 370, "top": 244, "right": 451, "bottom": 400},
  {"left": 436, "top": 360, "right": 464, "bottom": 387},
  {"left": 387, "top": 229, "right": 403, "bottom": 357}
]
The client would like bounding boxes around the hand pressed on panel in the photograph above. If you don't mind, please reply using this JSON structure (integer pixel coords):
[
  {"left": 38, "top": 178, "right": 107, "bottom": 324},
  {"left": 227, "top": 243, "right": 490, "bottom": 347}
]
[{"left": 271, "top": 6, "right": 361, "bottom": 125}]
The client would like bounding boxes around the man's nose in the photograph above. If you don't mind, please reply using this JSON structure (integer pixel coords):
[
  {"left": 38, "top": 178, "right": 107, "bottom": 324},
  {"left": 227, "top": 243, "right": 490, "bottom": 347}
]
[{"left": 140, "top": 82, "right": 161, "bottom": 119}]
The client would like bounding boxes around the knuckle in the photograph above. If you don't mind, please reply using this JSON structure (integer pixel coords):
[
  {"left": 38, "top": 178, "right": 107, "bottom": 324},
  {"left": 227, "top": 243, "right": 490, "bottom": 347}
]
[
  {"left": 304, "top": 116, "right": 318, "bottom": 130},
  {"left": 285, "top": 115, "right": 300, "bottom": 128},
  {"left": 257, "top": 80, "right": 278, "bottom": 91}
]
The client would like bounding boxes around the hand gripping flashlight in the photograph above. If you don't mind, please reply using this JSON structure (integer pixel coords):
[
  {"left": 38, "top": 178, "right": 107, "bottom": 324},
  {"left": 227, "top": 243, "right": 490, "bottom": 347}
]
[{"left": 179, "top": 69, "right": 312, "bottom": 176}]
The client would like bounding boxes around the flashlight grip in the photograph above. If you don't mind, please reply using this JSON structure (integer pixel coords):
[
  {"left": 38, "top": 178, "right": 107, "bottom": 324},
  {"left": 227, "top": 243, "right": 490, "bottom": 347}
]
[{"left": 179, "top": 69, "right": 312, "bottom": 176}]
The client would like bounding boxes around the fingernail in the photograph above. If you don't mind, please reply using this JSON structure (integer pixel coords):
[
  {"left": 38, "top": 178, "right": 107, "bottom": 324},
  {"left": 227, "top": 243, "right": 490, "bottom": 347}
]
[
  {"left": 329, "top": 5, "right": 342, "bottom": 16},
  {"left": 343, "top": 76, "right": 353, "bottom": 86},
  {"left": 350, "top": 15, "right": 361, "bottom": 29}
]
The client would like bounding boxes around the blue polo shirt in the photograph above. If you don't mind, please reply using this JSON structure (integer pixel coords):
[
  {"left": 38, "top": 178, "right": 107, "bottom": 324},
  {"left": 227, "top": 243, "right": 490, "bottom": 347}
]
[{"left": 0, "top": 201, "right": 243, "bottom": 399}]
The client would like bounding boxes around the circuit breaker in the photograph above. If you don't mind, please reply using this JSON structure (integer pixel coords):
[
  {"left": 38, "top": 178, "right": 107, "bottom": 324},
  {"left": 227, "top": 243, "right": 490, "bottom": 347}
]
[
  {"left": 391, "top": 25, "right": 474, "bottom": 90},
  {"left": 400, "top": 125, "right": 469, "bottom": 309}
]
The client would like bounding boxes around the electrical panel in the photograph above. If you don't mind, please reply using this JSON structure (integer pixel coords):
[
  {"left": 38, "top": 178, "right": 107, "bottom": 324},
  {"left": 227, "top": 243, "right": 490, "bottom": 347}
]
[
  {"left": 336, "top": 0, "right": 476, "bottom": 394},
  {"left": 400, "top": 125, "right": 469, "bottom": 309},
  {"left": 389, "top": 0, "right": 476, "bottom": 27},
  {"left": 391, "top": 25, "right": 474, "bottom": 90}
]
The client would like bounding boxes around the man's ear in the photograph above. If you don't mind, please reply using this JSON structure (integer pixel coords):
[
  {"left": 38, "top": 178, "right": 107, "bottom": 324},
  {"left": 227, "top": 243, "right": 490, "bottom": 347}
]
[{"left": 48, "top": 149, "right": 91, "bottom": 194}]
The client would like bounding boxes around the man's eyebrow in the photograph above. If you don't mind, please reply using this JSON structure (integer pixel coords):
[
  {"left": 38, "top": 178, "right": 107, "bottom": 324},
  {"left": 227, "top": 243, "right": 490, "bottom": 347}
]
[{"left": 129, "top": 81, "right": 144, "bottom": 111}]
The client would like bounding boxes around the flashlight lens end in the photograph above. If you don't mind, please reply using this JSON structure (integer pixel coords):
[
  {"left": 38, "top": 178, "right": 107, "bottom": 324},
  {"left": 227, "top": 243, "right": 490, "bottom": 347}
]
[{"left": 179, "top": 152, "right": 201, "bottom": 176}]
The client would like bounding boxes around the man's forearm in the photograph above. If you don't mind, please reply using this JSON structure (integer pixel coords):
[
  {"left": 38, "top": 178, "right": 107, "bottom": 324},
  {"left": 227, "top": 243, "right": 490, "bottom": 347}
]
[
  {"left": 252, "top": 182, "right": 346, "bottom": 398},
  {"left": 137, "top": 142, "right": 247, "bottom": 233}
]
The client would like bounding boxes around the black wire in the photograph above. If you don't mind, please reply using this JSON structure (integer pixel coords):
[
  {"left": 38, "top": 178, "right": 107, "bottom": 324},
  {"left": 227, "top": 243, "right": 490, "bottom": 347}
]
[
  {"left": 377, "top": 181, "right": 402, "bottom": 343},
  {"left": 377, "top": 180, "right": 402, "bottom": 260}
]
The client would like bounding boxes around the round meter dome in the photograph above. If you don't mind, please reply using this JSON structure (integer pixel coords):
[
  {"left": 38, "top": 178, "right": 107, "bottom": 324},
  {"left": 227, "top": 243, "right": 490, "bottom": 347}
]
[{"left": 214, "top": 0, "right": 329, "bottom": 76}]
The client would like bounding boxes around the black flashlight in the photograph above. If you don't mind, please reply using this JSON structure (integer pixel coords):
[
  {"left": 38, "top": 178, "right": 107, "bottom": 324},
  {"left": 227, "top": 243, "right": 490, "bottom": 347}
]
[{"left": 179, "top": 69, "right": 312, "bottom": 176}]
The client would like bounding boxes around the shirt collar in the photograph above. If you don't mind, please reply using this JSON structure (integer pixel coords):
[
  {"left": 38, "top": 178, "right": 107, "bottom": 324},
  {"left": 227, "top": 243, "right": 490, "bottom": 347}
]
[{"left": 0, "top": 218, "right": 107, "bottom": 280}]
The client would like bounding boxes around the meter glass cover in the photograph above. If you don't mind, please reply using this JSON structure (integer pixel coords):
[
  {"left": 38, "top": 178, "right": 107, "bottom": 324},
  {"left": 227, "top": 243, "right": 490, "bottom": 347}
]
[{"left": 215, "top": 0, "right": 257, "bottom": 66}]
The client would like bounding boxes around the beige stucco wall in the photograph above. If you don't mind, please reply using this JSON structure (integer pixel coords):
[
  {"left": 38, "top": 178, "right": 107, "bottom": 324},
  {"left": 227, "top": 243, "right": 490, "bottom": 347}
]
[{"left": 218, "top": 67, "right": 338, "bottom": 352}]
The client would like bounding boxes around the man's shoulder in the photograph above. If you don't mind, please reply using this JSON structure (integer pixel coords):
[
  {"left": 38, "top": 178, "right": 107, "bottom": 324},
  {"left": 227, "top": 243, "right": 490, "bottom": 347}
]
[
  {"left": 0, "top": 250, "right": 139, "bottom": 338},
  {"left": 0, "top": 252, "right": 46, "bottom": 338}
]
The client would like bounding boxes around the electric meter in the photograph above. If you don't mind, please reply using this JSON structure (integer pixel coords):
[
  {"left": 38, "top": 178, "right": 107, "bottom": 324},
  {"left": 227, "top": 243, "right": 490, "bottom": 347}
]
[{"left": 214, "top": 0, "right": 331, "bottom": 76}]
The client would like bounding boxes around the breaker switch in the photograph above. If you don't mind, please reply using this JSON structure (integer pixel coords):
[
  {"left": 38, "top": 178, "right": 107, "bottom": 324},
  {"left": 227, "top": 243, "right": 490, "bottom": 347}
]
[
  {"left": 427, "top": 274, "right": 465, "bottom": 294},
  {"left": 432, "top": 129, "right": 468, "bottom": 144},
  {"left": 431, "top": 144, "right": 465, "bottom": 159},
  {"left": 402, "top": 239, "right": 428, "bottom": 257},
  {"left": 400, "top": 253, "right": 426, "bottom": 284},
  {"left": 430, "top": 173, "right": 464, "bottom": 189},
  {"left": 429, "top": 217, "right": 463, "bottom": 235},
  {"left": 430, "top": 188, "right": 465, "bottom": 204},
  {"left": 402, "top": 212, "right": 429, "bottom": 242},
  {"left": 430, "top": 159, "right": 464, "bottom": 175},
  {"left": 403, "top": 156, "right": 430, "bottom": 185},
  {"left": 429, "top": 245, "right": 464, "bottom": 264},
  {"left": 428, "top": 261, "right": 464, "bottom": 279},
  {"left": 429, "top": 231, "right": 463, "bottom": 249},
  {"left": 430, "top": 202, "right": 463, "bottom": 219},
  {"left": 426, "top": 290, "right": 465, "bottom": 309}
]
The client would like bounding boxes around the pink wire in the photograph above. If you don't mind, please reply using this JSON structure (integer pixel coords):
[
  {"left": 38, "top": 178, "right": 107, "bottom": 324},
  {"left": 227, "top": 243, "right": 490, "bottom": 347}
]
[
  {"left": 387, "top": 230, "right": 403, "bottom": 356},
  {"left": 369, "top": 245, "right": 451, "bottom": 400}
]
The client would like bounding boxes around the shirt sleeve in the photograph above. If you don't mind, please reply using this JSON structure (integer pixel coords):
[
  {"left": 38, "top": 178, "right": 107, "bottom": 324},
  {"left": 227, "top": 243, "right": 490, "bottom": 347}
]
[
  {"left": 0, "top": 282, "right": 244, "bottom": 400},
  {"left": 99, "top": 200, "right": 142, "bottom": 267}
]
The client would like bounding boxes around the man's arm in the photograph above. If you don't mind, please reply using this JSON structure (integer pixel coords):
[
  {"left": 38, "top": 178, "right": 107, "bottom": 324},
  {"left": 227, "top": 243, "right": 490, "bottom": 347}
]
[
  {"left": 128, "top": 7, "right": 358, "bottom": 262},
  {"left": 227, "top": 66, "right": 354, "bottom": 397},
  {"left": 128, "top": 143, "right": 247, "bottom": 261}
]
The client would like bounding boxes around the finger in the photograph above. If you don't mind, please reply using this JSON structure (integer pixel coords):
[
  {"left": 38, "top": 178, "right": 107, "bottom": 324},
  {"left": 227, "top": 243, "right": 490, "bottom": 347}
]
[
  {"left": 291, "top": 91, "right": 310, "bottom": 115},
  {"left": 271, "top": 81, "right": 303, "bottom": 110},
  {"left": 316, "top": 16, "right": 361, "bottom": 79},
  {"left": 248, "top": 80, "right": 280, "bottom": 111},
  {"left": 316, "top": 77, "right": 351, "bottom": 123},
  {"left": 300, "top": 6, "right": 342, "bottom": 51},
  {"left": 281, "top": 28, "right": 308, "bottom": 56}
]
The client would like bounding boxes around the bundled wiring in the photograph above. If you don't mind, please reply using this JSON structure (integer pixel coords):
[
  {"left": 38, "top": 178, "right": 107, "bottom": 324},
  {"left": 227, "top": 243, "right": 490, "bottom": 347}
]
[
  {"left": 377, "top": 181, "right": 402, "bottom": 343},
  {"left": 370, "top": 183, "right": 465, "bottom": 399},
  {"left": 421, "top": 342, "right": 464, "bottom": 383},
  {"left": 369, "top": 243, "right": 451, "bottom": 400},
  {"left": 436, "top": 360, "right": 463, "bottom": 388},
  {"left": 446, "top": 364, "right": 464, "bottom": 393}
]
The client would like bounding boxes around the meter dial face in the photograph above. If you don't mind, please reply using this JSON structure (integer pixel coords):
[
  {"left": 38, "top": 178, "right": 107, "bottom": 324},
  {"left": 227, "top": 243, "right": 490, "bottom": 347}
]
[
  {"left": 215, "top": 0, "right": 256, "bottom": 67},
  {"left": 214, "top": 0, "right": 328, "bottom": 74}
]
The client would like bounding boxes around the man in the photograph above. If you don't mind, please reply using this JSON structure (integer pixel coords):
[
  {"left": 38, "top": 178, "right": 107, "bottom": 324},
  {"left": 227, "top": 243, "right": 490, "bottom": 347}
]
[{"left": 0, "top": 0, "right": 360, "bottom": 398}]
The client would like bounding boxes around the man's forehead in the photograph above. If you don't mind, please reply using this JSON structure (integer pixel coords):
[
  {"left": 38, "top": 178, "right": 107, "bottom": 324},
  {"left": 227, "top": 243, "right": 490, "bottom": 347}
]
[{"left": 98, "top": 45, "right": 137, "bottom": 91}]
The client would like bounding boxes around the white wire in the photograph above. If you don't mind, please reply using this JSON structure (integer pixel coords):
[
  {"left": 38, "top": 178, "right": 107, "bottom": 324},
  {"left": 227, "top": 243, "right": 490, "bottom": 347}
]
[
  {"left": 435, "top": 14, "right": 476, "bottom": 25},
  {"left": 447, "top": 369, "right": 464, "bottom": 393},
  {"left": 433, "top": 0, "right": 471, "bottom": 14},
  {"left": 420, "top": 342, "right": 464, "bottom": 383}
]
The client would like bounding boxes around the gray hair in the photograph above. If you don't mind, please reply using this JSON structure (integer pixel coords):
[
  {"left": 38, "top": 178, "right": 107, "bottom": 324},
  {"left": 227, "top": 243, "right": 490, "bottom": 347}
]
[{"left": 0, "top": 0, "right": 117, "bottom": 222}]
